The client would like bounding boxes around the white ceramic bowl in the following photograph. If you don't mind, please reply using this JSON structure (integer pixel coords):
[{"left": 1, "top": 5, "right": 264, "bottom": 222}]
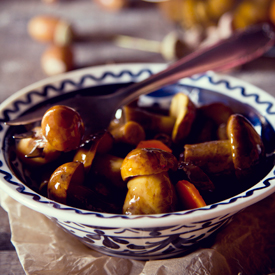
[{"left": 0, "top": 63, "right": 275, "bottom": 260}]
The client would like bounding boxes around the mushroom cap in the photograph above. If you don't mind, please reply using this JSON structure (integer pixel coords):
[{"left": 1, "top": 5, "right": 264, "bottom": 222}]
[
  {"left": 47, "top": 161, "right": 85, "bottom": 204},
  {"left": 73, "top": 131, "right": 114, "bottom": 174},
  {"left": 169, "top": 93, "right": 196, "bottom": 144},
  {"left": 41, "top": 105, "right": 85, "bottom": 152},
  {"left": 121, "top": 147, "right": 178, "bottom": 181},
  {"left": 227, "top": 114, "right": 265, "bottom": 179}
]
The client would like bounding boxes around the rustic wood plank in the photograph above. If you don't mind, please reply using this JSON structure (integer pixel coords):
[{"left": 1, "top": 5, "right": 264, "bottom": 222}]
[
  {"left": 0, "top": 207, "right": 14, "bottom": 251},
  {"left": 0, "top": 251, "right": 25, "bottom": 275}
]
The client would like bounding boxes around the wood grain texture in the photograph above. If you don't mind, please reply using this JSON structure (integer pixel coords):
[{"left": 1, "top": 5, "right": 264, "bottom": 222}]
[{"left": 0, "top": 251, "right": 25, "bottom": 275}]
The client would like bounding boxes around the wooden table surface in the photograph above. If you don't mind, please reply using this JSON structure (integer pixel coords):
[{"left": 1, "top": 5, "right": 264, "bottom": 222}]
[{"left": 1, "top": 0, "right": 275, "bottom": 274}]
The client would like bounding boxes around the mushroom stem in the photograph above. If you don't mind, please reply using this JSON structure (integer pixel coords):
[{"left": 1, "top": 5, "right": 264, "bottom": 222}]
[
  {"left": 123, "top": 105, "right": 176, "bottom": 136},
  {"left": 114, "top": 31, "right": 190, "bottom": 61},
  {"left": 184, "top": 114, "right": 265, "bottom": 180},
  {"left": 110, "top": 121, "right": 145, "bottom": 146},
  {"left": 184, "top": 140, "right": 234, "bottom": 176}
]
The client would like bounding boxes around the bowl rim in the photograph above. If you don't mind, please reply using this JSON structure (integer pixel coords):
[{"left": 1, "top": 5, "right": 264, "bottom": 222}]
[{"left": 0, "top": 62, "right": 275, "bottom": 228}]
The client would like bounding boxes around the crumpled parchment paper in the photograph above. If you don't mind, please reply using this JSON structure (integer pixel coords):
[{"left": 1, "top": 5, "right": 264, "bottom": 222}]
[{"left": 1, "top": 190, "right": 275, "bottom": 275}]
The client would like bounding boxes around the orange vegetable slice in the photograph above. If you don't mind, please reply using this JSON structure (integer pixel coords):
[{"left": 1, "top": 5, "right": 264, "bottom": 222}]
[
  {"left": 270, "top": 0, "right": 275, "bottom": 28},
  {"left": 136, "top": 139, "right": 172, "bottom": 153},
  {"left": 176, "top": 180, "right": 206, "bottom": 210}
]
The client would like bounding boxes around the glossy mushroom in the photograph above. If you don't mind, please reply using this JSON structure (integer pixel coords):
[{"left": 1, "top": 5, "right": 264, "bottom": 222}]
[
  {"left": 169, "top": 92, "right": 197, "bottom": 144},
  {"left": 91, "top": 154, "right": 125, "bottom": 189},
  {"left": 47, "top": 161, "right": 85, "bottom": 204},
  {"left": 123, "top": 172, "right": 177, "bottom": 215},
  {"left": 123, "top": 105, "right": 176, "bottom": 135},
  {"left": 16, "top": 126, "right": 61, "bottom": 166},
  {"left": 197, "top": 102, "right": 234, "bottom": 141},
  {"left": 184, "top": 139, "right": 234, "bottom": 176},
  {"left": 73, "top": 131, "right": 114, "bottom": 174},
  {"left": 227, "top": 114, "right": 265, "bottom": 179},
  {"left": 41, "top": 105, "right": 85, "bottom": 152},
  {"left": 183, "top": 114, "right": 265, "bottom": 180},
  {"left": 121, "top": 147, "right": 178, "bottom": 181},
  {"left": 109, "top": 120, "right": 146, "bottom": 146},
  {"left": 121, "top": 147, "right": 178, "bottom": 215}
]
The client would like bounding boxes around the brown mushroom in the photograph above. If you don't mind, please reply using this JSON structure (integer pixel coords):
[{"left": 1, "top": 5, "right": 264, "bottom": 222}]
[
  {"left": 169, "top": 92, "right": 196, "bottom": 144},
  {"left": 216, "top": 123, "right": 228, "bottom": 140},
  {"left": 227, "top": 114, "right": 265, "bottom": 179},
  {"left": 91, "top": 154, "right": 125, "bottom": 189},
  {"left": 121, "top": 147, "right": 178, "bottom": 215},
  {"left": 198, "top": 102, "right": 234, "bottom": 141},
  {"left": 73, "top": 131, "right": 114, "bottom": 174},
  {"left": 184, "top": 140, "right": 234, "bottom": 176},
  {"left": 199, "top": 102, "right": 234, "bottom": 126},
  {"left": 183, "top": 114, "right": 265, "bottom": 180},
  {"left": 109, "top": 121, "right": 146, "bottom": 146},
  {"left": 41, "top": 105, "right": 85, "bottom": 152},
  {"left": 94, "top": 0, "right": 128, "bottom": 11},
  {"left": 28, "top": 15, "right": 73, "bottom": 46},
  {"left": 47, "top": 161, "right": 85, "bottom": 204},
  {"left": 123, "top": 172, "right": 177, "bottom": 215},
  {"left": 120, "top": 147, "right": 178, "bottom": 181},
  {"left": 123, "top": 105, "right": 175, "bottom": 135},
  {"left": 41, "top": 45, "right": 74, "bottom": 76},
  {"left": 177, "top": 162, "right": 215, "bottom": 192},
  {"left": 16, "top": 126, "right": 61, "bottom": 166}
]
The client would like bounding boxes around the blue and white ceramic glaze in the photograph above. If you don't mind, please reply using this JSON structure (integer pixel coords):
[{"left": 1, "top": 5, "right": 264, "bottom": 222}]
[{"left": 0, "top": 63, "right": 275, "bottom": 260}]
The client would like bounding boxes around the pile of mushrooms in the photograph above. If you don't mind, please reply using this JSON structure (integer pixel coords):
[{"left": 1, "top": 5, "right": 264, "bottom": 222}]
[{"left": 14, "top": 91, "right": 267, "bottom": 215}]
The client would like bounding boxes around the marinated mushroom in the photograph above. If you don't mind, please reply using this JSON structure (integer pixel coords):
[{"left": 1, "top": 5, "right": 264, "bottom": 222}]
[
  {"left": 169, "top": 92, "right": 196, "bottom": 144},
  {"left": 176, "top": 162, "right": 215, "bottom": 192},
  {"left": 41, "top": 105, "right": 85, "bottom": 152},
  {"left": 73, "top": 131, "right": 114, "bottom": 174},
  {"left": 184, "top": 139, "right": 234, "bottom": 176},
  {"left": 123, "top": 105, "right": 176, "bottom": 135},
  {"left": 216, "top": 123, "right": 228, "bottom": 140},
  {"left": 192, "top": 102, "right": 234, "bottom": 142},
  {"left": 121, "top": 147, "right": 178, "bottom": 181},
  {"left": 16, "top": 126, "right": 61, "bottom": 166},
  {"left": 91, "top": 154, "right": 125, "bottom": 189},
  {"left": 227, "top": 114, "right": 265, "bottom": 179},
  {"left": 11, "top": 88, "right": 271, "bottom": 215},
  {"left": 199, "top": 102, "right": 234, "bottom": 126},
  {"left": 109, "top": 120, "right": 145, "bottom": 146},
  {"left": 183, "top": 114, "right": 265, "bottom": 180},
  {"left": 121, "top": 147, "right": 178, "bottom": 215},
  {"left": 47, "top": 161, "right": 85, "bottom": 204},
  {"left": 123, "top": 172, "right": 177, "bottom": 215}
]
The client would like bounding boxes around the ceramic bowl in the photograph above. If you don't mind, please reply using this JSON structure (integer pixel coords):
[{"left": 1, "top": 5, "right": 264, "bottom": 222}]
[{"left": 0, "top": 63, "right": 275, "bottom": 260}]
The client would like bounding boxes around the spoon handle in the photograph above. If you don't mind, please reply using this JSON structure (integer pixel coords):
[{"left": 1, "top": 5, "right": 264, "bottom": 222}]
[
  {"left": 5, "top": 24, "right": 275, "bottom": 126},
  {"left": 115, "top": 23, "right": 275, "bottom": 108}
]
